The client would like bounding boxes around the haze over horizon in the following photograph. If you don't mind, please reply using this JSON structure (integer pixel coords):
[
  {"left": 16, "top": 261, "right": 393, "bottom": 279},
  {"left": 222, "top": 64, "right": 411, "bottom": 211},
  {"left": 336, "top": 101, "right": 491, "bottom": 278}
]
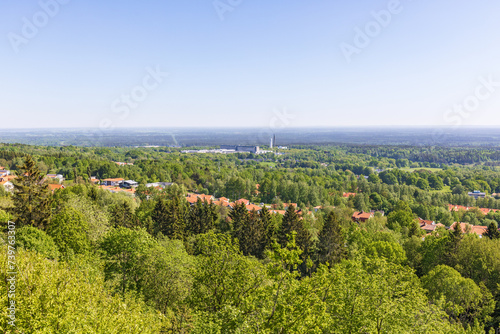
[{"left": 1, "top": 0, "right": 500, "bottom": 129}]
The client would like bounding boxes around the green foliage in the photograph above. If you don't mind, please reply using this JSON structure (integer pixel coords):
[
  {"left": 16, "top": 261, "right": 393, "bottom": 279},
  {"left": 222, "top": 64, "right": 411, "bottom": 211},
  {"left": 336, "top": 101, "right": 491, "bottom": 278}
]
[
  {"left": 387, "top": 208, "right": 417, "bottom": 236},
  {"left": 186, "top": 231, "right": 269, "bottom": 332},
  {"left": 2, "top": 144, "right": 500, "bottom": 332},
  {"left": 100, "top": 227, "right": 156, "bottom": 295},
  {"left": 15, "top": 226, "right": 59, "bottom": 260},
  {"left": 323, "top": 258, "right": 462, "bottom": 333},
  {"left": 0, "top": 247, "right": 168, "bottom": 332},
  {"left": 422, "top": 265, "right": 495, "bottom": 326},
  {"left": 47, "top": 206, "right": 90, "bottom": 258},
  {"left": 141, "top": 236, "right": 194, "bottom": 314},
  {"left": 365, "top": 240, "right": 407, "bottom": 265},
  {"left": 0, "top": 209, "right": 11, "bottom": 224},
  {"left": 64, "top": 194, "right": 110, "bottom": 245}
]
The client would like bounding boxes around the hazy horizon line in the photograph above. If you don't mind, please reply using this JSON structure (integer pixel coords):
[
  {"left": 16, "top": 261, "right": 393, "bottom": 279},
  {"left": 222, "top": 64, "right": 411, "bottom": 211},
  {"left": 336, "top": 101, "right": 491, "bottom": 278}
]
[{"left": 2, "top": 125, "right": 500, "bottom": 131}]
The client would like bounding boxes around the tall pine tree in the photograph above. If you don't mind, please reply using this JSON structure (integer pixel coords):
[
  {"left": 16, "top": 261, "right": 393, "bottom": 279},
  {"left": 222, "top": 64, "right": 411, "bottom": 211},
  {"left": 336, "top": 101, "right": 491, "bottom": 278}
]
[
  {"left": 188, "top": 199, "right": 217, "bottom": 235},
  {"left": 110, "top": 200, "right": 138, "bottom": 229},
  {"left": 152, "top": 196, "right": 187, "bottom": 240},
  {"left": 229, "top": 202, "right": 249, "bottom": 247},
  {"left": 240, "top": 208, "right": 266, "bottom": 257},
  {"left": 484, "top": 222, "right": 500, "bottom": 240},
  {"left": 10, "top": 155, "right": 52, "bottom": 229},
  {"left": 279, "top": 205, "right": 301, "bottom": 248},
  {"left": 279, "top": 205, "right": 312, "bottom": 273},
  {"left": 317, "top": 211, "right": 346, "bottom": 266},
  {"left": 260, "top": 205, "right": 276, "bottom": 254},
  {"left": 445, "top": 222, "right": 463, "bottom": 267},
  {"left": 188, "top": 199, "right": 205, "bottom": 235}
]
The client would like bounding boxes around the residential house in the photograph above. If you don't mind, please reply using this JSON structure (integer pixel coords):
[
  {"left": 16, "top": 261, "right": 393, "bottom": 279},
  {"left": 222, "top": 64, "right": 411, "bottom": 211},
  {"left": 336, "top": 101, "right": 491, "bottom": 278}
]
[
  {"left": 101, "top": 178, "right": 125, "bottom": 187},
  {"left": 0, "top": 175, "right": 16, "bottom": 183},
  {"left": 99, "top": 185, "right": 136, "bottom": 195},
  {"left": 418, "top": 218, "right": 445, "bottom": 233},
  {"left": 271, "top": 202, "right": 298, "bottom": 210},
  {"left": 448, "top": 204, "right": 499, "bottom": 215},
  {"left": 48, "top": 184, "right": 65, "bottom": 192},
  {"left": 186, "top": 193, "right": 215, "bottom": 204},
  {"left": 450, "top": 222, "right": 488, "bottom": 237},
  {"left": 313, "top": 206, "right": 323, "bottom": 212},
  {"left": 234, "top": 198, "right": 250, "bottom": 205},
  {"left": 245, "top": 203, "right": 262, "bottom": 212},
  {"left": 46, "top": 174, "right": 65, "bottom": 183},
  {"left": 146, "top": 182, "right": 173, "bottom": 188},
  {"left": 352, "top": 211, "right": 374, "bottom": 222},
  {"left": 121, "top": 180, "right": 139, "bottom": 189},
  {"left": 468, "top": 190, "right": 486, "bottom": 199}
]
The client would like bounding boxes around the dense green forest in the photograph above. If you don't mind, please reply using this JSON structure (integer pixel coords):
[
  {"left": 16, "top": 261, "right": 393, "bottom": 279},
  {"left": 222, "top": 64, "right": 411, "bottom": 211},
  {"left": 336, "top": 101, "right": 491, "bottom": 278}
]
[{"left": 1, "top": 143, "right": 500, "bottom": 333}]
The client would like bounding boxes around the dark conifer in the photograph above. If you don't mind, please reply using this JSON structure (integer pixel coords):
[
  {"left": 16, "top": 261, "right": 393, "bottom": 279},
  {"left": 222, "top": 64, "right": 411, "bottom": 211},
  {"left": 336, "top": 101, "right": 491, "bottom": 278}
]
[
  {"left": 110, "top": 200, "right": 137, "bottom": 228},
  {"left": 279, "top": 205, "right": 300, "bottom": 248},
  {"left": 317, "top": 211, "right": 346, "bottom": 266},
  {"left": 260, "top": 205, "right": 275, "bottom": 252},
  {"left": 10, "top": 155, "right": 53, "bottom": 229},
  {"left": 484, "top": 222, "right": 500, "bottom": 240},
  {"left": 229, "top": 201, "right": 249, "bottom": 247},
  {"left": 152, "top": 196, "right": 187, "bottom": 240}
]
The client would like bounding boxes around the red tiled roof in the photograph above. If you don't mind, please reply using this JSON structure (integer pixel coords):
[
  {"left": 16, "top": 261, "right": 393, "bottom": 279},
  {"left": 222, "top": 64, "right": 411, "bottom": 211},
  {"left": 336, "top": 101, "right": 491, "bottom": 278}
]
[
  {"left": 246, "top": 204, "right": 262, "bottom": 211},
  {"left": 450, "top": 222, "right": 488, "bottom": 236},
  {"left": 352, "top": 211, "right": 373, "bottom": 220},
  {"left": 424, "top": 224, "right": 444, "bottom": 232},
  {"left": 186, "top": 193, "right": 214, "bottom": 204},
  {"left": 418, "top": 218, "right": 434, "bottom": 226},
  {"left": 471, "top": 225, "right": 488, "bottom": 236},
  {"left": 99, "top": 185, "right": 135, "bottom": 194},
  {"left": 48, "top": 184, "right": 65, "bottom": 191},
  {"left": 448, "top": 204, "right": 499, "bottom": 215},
  {"left": 0, "top": 175, "right": 16, "bottom": 182},
  {"left": 343, "top": 192, "right": 357, "bottom": 198}
]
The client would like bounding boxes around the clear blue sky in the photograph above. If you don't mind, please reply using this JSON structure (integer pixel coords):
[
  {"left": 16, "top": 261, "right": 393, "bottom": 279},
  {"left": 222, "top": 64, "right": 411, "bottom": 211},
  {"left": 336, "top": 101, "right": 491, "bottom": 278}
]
[{"left": 1, "top": 0, "right": 500, "bottom": 129}]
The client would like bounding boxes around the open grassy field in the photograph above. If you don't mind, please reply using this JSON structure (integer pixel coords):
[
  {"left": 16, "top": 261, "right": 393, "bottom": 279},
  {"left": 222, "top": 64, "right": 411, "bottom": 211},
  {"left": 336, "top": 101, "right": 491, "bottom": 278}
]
[
  {"left": 399, "top": 167, "right": 443, "bottom": 172},
  {"left": 429, "top": 185, "right": 452, "bottom": 193},
  {"left": 259, "top": 162, "right": 277, "bottom": 168}
]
